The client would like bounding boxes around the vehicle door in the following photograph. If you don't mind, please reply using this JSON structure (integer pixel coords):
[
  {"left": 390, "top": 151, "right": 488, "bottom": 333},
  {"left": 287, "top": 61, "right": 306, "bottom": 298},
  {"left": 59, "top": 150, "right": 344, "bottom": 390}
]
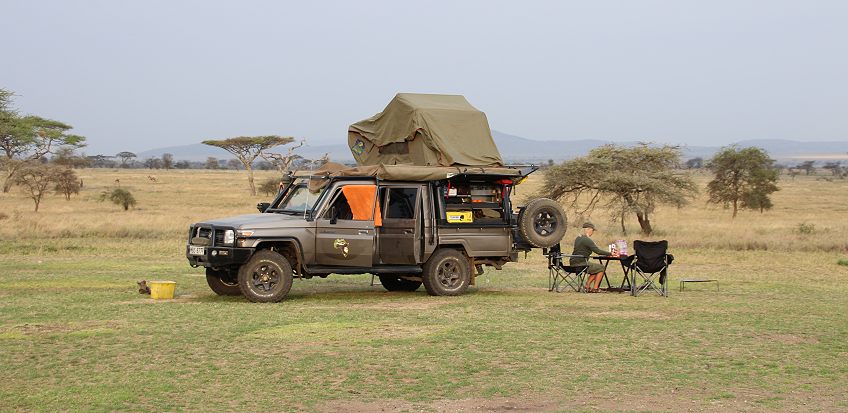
[
  {"left": 315, "top": 183, "right": 381, "bottom": 267},
  {"left": 378, "top": 185, "right": 422, "bottom": 264}
]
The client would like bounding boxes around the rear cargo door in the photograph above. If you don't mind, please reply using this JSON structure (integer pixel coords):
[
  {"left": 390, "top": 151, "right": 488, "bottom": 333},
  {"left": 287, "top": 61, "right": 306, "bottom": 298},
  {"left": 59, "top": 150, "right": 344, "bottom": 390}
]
[{"left": 378, "top": 186, "right": 422, "bottom": 264}]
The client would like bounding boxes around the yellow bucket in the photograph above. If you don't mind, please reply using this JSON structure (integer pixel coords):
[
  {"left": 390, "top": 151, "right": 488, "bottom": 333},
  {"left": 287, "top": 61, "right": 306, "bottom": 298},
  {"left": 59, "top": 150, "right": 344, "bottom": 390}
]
[{"left": 149, "top": 281, "right": 176, "bottom": 299}]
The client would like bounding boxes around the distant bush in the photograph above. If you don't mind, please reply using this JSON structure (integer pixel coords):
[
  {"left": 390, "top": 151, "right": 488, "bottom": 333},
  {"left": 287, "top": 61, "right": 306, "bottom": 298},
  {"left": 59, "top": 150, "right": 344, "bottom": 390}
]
[
  {"left": 838, "top": 259, "right": 848, "bottom": 267},
  {"left": 797, "top": 222, "right": 816, "bottom": 235},
  {"left": 99, "top": 188, "right": 137, "bottom": 211},
  {"left": 259, "top": 177, "right": 282, "bottom": 196},
  {"left": 54, "top": 168, "right": 81, "bottom": 200},
  {"left": 0, "top": 212, "right": 8, "bottom": 220}
]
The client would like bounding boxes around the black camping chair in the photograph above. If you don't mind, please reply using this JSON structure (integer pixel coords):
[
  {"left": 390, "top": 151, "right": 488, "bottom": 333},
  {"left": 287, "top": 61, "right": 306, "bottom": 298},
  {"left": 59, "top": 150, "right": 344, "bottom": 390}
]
[
  {"left": 626, "top": 240, "right": 673, "bottom": 297},
  {"left": 544, "top": 244, "right": 589, "bottom": 293}
]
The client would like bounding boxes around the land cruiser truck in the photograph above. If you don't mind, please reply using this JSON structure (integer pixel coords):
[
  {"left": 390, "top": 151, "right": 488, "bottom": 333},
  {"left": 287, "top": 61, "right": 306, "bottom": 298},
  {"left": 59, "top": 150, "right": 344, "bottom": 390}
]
[{"left": 186, "top": 164, "right": 567, "bottom": 302}]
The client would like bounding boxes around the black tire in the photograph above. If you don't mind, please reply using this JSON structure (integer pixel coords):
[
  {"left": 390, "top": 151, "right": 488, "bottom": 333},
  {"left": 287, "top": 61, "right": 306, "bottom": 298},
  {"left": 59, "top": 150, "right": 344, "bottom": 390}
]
[
  {"left": 378, "top": 275, "right": 422, "bottom": 292},
  {"left": 205, "top": 268, "right": 241, "bottom": 296},
  {"left": 422, "top": 249, "right": 471, "bottom": 296},
  {"left": 518, "top": 198, "right": 567, "bottom": 248},
  {"left": 237, "top": 250, "right": 294, "bottom": 303}
]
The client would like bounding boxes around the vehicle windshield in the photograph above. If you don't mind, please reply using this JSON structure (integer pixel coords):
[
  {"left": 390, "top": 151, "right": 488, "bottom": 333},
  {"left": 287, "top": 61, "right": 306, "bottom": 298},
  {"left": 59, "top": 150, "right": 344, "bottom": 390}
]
[{"left": 273, "top": 181, "right": 324, "bottom": 214}]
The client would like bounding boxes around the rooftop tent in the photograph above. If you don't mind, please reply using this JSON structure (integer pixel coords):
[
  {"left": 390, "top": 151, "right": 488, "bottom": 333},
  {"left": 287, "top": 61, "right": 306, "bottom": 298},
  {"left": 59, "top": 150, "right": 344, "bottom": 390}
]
[{"left": 348, "top": 93, "right": 504, "bottom": 167}]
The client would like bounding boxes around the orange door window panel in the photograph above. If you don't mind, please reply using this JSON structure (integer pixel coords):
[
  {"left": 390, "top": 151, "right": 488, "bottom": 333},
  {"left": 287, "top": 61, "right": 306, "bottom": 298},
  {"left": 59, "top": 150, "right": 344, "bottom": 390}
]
[{"left": 341, "top": 185, "right": 382, "bottom": 227}]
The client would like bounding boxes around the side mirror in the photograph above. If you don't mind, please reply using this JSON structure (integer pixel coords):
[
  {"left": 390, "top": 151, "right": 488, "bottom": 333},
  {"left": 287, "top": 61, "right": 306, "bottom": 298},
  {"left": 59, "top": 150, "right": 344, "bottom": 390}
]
[
  {"left": 257, "top": 202, "right": 271, "bottom": 213},
  {"left": 329, "top": 206, "right": 338, "bottom": 224}
]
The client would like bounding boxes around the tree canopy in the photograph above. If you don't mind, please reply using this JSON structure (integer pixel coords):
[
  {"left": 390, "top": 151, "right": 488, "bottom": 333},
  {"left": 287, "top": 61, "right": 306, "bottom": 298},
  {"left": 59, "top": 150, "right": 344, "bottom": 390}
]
[
  {"left": 202, "top": 136, "right": 294, "bottom": 196},
  {"left": 539, "top": 144, "right": 697, "bottom": 235},
  {"left": 1, "top": 88, "right": 86, "bottom": 192},
  {"left": 706, "top": 146, "right": 780, "bottom": 218}
]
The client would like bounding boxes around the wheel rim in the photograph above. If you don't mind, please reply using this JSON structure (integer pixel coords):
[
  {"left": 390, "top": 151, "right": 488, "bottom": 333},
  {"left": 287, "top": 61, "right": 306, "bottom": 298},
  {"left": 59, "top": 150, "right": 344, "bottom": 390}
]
[
  {"left": 250, "top": 263, "right": 280, "bottom": 293},
  {"left": 533, "top": 211, "right": 557, "bottom": 236},
  {"left": 436, "top": 259, "right": 463, "bottom": 290}
]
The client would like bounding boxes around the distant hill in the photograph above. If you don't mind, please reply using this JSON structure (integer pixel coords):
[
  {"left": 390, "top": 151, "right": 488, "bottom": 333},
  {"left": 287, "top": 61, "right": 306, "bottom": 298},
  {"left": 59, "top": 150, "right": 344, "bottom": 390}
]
[{"left": 137, "top": 133, "right": 848, "bottom": 165}]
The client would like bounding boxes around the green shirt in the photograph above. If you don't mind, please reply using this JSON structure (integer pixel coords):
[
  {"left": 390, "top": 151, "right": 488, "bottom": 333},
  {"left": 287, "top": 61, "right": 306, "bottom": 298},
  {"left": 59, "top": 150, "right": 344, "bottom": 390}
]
[{"left": 569, "top": 234, "right": 611, "bottom": 266}]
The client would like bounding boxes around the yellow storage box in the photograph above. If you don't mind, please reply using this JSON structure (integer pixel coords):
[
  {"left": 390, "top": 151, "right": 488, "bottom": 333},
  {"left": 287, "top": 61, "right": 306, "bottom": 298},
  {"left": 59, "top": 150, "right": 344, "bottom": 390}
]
[{"left": 446, "top": 211, "right": 473, "bottom": 223}]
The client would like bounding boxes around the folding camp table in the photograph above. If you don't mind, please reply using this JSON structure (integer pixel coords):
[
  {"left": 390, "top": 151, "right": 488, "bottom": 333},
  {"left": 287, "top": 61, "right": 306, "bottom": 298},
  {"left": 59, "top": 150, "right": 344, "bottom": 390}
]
[{"left": 592, "top": 256, "right": 633, "bottom": 294}]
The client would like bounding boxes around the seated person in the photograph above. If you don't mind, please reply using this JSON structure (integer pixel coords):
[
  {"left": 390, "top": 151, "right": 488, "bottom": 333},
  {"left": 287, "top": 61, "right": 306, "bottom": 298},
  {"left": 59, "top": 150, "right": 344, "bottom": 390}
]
[{"left": 570, "top": 222, "right": 612, "bottom": 292}]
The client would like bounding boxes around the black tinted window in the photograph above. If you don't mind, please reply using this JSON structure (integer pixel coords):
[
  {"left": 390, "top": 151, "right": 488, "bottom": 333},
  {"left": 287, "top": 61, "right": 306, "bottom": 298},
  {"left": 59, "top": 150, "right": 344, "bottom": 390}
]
[{"left": 386, "top": 188, "right": 418, "bottom": 219}]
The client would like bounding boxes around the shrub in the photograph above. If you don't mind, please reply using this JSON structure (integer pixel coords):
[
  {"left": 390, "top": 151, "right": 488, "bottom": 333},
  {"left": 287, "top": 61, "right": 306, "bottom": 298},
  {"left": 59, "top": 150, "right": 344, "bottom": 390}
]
[
  {"left": 838, "top": 259, "right": 848, "bottom": 267},
  {"left": 54, "top": 168, "right": 81, "bottom": 200},
  {"left": 99, "top": 188, "right": 137, "bottom": 211},
  {"left": 797, "top": 222, "right": 816, "bottom": 235},
  {"left": 259, "top": 177, "right": 283, "bottom": 196}
]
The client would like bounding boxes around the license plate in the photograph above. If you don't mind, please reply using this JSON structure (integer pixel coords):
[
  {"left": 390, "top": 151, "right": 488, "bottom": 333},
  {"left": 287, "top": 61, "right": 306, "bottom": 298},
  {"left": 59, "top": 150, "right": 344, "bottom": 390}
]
[{"left": 189, "top": 246, "right": 205, "bottom": 255}]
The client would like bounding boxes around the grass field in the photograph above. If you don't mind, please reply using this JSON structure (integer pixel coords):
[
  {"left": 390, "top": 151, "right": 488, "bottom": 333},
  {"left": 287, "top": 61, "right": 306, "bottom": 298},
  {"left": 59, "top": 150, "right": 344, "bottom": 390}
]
[{"left": 1, "top": 168, "right": 847, "bottom": 412}]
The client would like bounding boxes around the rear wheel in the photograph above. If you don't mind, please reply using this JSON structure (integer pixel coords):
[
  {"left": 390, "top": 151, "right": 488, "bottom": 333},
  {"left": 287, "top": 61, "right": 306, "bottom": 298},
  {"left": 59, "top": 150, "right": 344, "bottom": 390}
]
[
  {"left": 422, "top": 249, "right": 471, "bottom": 296},
  {"left": 237, "top": 250, "right": 293, "bottom": 303},
  {"left": 205, "top": 268, "right": 241, "bottom": 296},
  {"left": 518, "top": 198, "right": 567, "bottom": 248},
  {"left": 378, "top": 275, "right": 422, "bottom": 292}
]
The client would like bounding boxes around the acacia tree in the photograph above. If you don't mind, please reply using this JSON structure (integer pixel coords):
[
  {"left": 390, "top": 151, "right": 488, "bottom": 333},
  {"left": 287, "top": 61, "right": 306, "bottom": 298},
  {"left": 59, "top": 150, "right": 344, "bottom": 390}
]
[
  {"left": 52, "top": 146, "right": 89, "bottom": 168},
  {"left": 205, "top": 157, "right": 219, "bottom": 170},
  {"left": 707, "top": 146, "right": 779, "bottom": 218},
  {"left": 54, "top": 167, "right": 81, "bottom": 200},
  {"left": 116, "top": 152, "right": 136, "bottom": 168},
  {"left": 798, "top": 160, "right": 816, "bottom": 175},
  {"left": 685, "top": 157, "right": 703, "bottom": 169},
  {"left": 203, "top": 136, "right": 294, "bottom": 195},
  {"left": 259, "top": 138, "right": 305, "bottom": 175},
  {"left": 13, "top": 164, "right": 59, "bottom": 211},
  {"left": 1, "top": 96, "right": 84, "bottom": 193},
  {"left": 823, "top": 161, "right": 843, "bottom": 177},
  {"left": 161, "top": 153, "right": 173, "bottom": 169},
  {"left": 539, "top": 144, "right": 697, "bottom": 235}
]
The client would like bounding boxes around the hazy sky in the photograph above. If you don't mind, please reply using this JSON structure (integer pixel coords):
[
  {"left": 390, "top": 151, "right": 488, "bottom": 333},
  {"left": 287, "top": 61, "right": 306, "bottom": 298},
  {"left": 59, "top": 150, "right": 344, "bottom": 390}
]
[{"left": 2, "top": 0, "right": 847, "bottom": 155}]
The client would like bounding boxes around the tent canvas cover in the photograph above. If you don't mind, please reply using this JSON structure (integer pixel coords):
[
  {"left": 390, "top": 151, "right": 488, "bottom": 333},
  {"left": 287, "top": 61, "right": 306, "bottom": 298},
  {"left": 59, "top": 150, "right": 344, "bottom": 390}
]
[{"left": 348, "top": 93, "right": 504, "bottom": 167}]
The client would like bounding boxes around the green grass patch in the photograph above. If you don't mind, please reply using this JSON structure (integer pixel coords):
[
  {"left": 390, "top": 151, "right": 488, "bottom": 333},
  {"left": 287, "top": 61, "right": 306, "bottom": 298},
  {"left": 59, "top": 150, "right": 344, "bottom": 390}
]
[{"left": 1, "top": 244, "right": 847, "bottom": 412}]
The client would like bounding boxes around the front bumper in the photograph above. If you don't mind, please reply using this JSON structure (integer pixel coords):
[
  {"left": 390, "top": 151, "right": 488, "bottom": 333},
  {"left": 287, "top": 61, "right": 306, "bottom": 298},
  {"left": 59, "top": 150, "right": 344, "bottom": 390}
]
[{"left": 186, "top": 246, "right": 254, "bottom": 268}]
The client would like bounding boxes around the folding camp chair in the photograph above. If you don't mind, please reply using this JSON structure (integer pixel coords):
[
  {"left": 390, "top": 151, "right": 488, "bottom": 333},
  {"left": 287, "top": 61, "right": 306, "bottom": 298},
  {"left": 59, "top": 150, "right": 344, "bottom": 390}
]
[
  {"left": 544, "top": 244, "right": 589, "bottom": 293},
  {"left": 627, "top": 240, "right": 673, "bottom": 297}
]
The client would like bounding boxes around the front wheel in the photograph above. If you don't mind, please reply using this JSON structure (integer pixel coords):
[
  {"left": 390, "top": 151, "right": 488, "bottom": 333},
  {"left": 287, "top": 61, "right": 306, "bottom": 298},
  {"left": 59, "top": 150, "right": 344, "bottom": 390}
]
[
  {"left": 206, "top": 268, "right": 241, "bottom": 296},
  {"left": 422, "top": 249, "right": 471, "bottom": 296},
  {"left": 378, "top": 275, "right": 422, "bottom": 292},
  {"left": 237, "top": 250, "right": 293, "bottom": 303}
]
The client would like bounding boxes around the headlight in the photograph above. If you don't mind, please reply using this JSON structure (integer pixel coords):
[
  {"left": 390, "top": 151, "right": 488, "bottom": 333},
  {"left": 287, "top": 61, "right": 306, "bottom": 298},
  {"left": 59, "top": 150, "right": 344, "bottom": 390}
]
[
  {"left": 237, "top": 230, "right": 254, "bottom": 237},
  {"left": 223, "top": 230, "right": 235, "bottom": 245}
]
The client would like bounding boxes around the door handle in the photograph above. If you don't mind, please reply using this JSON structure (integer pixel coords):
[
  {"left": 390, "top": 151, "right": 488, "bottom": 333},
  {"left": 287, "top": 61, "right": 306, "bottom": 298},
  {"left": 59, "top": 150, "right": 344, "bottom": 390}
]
[
  {"left": 358, "top": 230, "right": 370, "bottom": 235},
  {"left": 403, "top": 230, "right": 414, "bottom": 234}
]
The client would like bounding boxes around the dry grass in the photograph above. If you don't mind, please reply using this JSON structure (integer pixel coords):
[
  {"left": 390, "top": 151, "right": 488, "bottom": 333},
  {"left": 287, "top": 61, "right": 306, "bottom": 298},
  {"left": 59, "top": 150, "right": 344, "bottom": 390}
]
[
  {"left": 1, "top": 168, "right": 847, "bottom": 412},
  {"left": 0, "top": 169, "right": 278, "bottom": 241},
  {"left": 515, "top": 170, "right": 848, "bottom": 253}
]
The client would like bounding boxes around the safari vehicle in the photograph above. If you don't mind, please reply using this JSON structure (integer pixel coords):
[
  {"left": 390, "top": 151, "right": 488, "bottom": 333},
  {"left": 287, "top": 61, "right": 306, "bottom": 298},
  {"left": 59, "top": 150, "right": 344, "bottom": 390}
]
[{"left": 186, "top": 93, "right": 567, "bottom": 302}]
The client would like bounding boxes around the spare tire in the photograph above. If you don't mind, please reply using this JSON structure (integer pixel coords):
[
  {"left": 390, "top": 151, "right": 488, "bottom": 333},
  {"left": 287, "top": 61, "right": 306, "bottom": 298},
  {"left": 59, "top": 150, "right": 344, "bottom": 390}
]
[{"left": 518, "top": 198, "right": 567, "bottom": 248}]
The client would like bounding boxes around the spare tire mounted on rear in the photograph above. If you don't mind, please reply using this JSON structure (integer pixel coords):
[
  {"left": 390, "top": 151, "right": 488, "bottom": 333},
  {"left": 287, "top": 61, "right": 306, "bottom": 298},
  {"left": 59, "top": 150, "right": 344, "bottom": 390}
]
[{"left": 518, "top": 198, "right": 567, "bottom": 248}]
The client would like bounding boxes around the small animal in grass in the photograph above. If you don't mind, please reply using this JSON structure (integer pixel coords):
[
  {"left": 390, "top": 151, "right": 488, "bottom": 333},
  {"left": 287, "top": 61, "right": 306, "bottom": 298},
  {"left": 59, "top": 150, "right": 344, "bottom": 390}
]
[
  {"left": 147, "top": 175, "right": 158, "bottom": 183},
  {"left": 114, "top": 178, "right": 120, "bottom": 186},
  {"left": 137, "top": 280, "right": 151, "bottom": 295}
]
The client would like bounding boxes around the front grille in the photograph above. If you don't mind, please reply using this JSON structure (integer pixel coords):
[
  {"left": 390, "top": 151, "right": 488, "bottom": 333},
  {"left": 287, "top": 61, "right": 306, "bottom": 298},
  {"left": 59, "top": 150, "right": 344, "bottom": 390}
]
[
  {"left": 198, "top": 227, "right": 212, "bottom": 239},
  {"left": 189, "top": 225, "right": 229, "bottom": 247}
]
